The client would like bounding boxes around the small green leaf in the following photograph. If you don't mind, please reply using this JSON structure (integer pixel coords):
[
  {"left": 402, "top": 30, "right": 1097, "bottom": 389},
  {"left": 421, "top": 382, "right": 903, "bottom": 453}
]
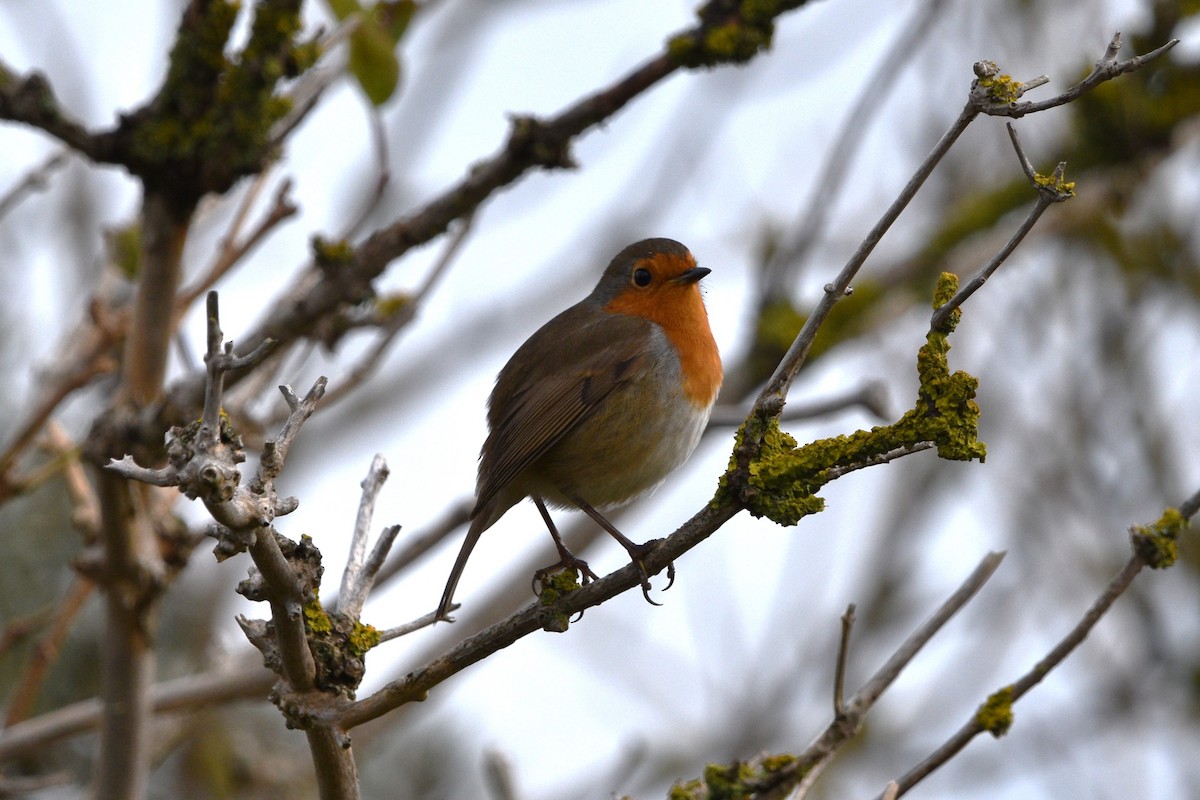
[
  {"left": 348, "top": 19, "right": 401, "bottom": 105},
  {"left": 323, "top": 0, "right": 361, "bottom": 22}
]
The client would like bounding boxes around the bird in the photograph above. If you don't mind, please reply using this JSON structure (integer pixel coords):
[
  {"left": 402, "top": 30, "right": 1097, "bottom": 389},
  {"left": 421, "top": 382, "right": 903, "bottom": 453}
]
[{"left": 436, "top": 238, "right": 722, "bottom": 621}]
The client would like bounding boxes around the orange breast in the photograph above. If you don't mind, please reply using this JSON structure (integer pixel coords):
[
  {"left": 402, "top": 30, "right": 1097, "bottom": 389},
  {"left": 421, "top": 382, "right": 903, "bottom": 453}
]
[{"left": 605, "top": 279, "right": 722, "bottom": 409}]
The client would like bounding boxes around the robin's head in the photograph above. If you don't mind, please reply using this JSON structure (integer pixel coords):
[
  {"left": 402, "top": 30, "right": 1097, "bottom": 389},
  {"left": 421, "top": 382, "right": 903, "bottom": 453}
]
[
  {"left": 590, "top": 238, "right": 710, "bottom": 313},
  {"left": 596, "top": 238, "right": 722, "bottom": 408}
]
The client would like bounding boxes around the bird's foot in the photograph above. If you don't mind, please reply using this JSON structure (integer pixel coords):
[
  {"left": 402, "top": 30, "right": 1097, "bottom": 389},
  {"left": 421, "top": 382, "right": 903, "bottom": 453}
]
[
  {"left": 625, "top": 539, "right": 676, "bottom": 606},
  {"left": 531, "top": 554, "right": 600, "bottom": 595}
]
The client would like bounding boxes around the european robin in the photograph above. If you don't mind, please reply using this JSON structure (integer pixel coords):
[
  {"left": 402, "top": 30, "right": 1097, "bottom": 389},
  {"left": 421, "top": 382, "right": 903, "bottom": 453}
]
[{"left": 436, "top": 238, "right": 722, "bottom": 620}]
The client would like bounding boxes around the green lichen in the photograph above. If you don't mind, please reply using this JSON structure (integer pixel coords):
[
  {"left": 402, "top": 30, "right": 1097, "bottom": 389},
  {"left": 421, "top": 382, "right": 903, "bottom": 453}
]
[
  {"left": 718, "top": 273, "right": 985, "bottom": 526},
  {"left": 931, "top": 271, "right": 961, "bottom": 331},
  {"left": 1131, "top": 507, "right": 1187, "bottom": 569},
  {"left": 349, "top": 621, "right": 381, "bottom": 657},
  {"left": 537, "top": 568, "right": 584, "bottom": 631},
  {"left": 976, "top": 686, "right": 1015, "bottom": 738},
  {"left": 703, "top": 762, "right": 754, "bottom": 800},
  {"left": 702, "top": 22, "right": 772, "bottom": 64},
  {"left": 302, "top": 602, "right": 375, "bottom": 698},
  {"left": 375, "top": 292, "right": 413, "bottom": 319},
  {"left": 1033, "top": 170, "right": 1077, "bottom": 197},
  {"left": 669, "top": 754, "right": 801, "bottom": 799},
  {"left": 975, "top": 62, "right": 1022, "bottom": 104},
  {"left": 128, "top": 1, "right": 314, "bottom": 200},
  {"left": 668, "top": 780, "right": 704, "bottom": 800},
  {"left": 667, "top": 0, "right": 799, "bottom": 69},
  {"left": 303, "top": 598, "right": 332, "bottom": 634},
  {"left": 312, "top": 236, "right": 355, "bottom": 269}
]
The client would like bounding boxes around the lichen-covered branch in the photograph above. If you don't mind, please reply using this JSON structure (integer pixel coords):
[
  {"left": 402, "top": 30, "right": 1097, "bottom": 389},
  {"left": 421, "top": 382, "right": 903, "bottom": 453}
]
[{"left": 886, "top": 491, "right": 1199, "bottom": 797}]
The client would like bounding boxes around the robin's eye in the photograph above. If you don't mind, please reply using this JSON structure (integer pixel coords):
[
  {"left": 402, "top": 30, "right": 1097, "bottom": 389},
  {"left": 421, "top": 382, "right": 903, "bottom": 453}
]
[{"left": 632, "top": 268, "right": 652, "bottom": 287}]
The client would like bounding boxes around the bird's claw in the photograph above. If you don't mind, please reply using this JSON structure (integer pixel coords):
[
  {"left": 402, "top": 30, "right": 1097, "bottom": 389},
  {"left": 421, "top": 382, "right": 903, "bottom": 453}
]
[
  {"left": 531, "top": 556, "right": 600, "bottom": 595},
  {"left": 629, "top": 539, "right": 675, "bottom": 606}
]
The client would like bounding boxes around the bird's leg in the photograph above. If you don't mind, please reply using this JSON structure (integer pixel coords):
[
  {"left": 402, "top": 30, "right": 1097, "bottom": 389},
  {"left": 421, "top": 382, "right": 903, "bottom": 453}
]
[
  {"left": 566, "top": 493, "right": 676, "bottom": 604},
  {"left": 531, "top": 497, "right": 599, "bottom": 593}
]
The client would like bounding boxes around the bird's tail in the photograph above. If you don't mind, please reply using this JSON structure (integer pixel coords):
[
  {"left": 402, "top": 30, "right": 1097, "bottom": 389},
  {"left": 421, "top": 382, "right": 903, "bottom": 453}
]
[{"left": 436, "top": 506, "right": 496, "bottom": 621}]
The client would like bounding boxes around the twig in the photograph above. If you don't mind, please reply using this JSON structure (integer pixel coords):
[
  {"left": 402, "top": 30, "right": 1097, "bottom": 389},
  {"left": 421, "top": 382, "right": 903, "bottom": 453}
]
[
  {"left": 0, "top": 661, "right": 273, "bottom": 761},
  {"left": 0, "top": 149, "right": 69, "bottom": 221},
  {"left": 176, "top": 177, "right": 298, "bottom": 310},
  {"left": 824, "top": 443, "right": 935, "bottom": 481},
  {"left": 707, "top": 381, "right": 890, "bottom": 429},
  {"left": 752, "top": 552, "right": 1007, "bottom": 799},
  {"left": 833, "top": 604, "right": 856, "bottom": 717},
  {"left": 930, "top": 125, "right": 1074, "bottom": 332},
  {"left": 886, "top": 488, "right": 1200, "bottom": 796},
  {"left": 336, "top": 455, "right": 400, "bottom": 619},
  {"left": 332, "top": 502, "right": 741, "bottom": 730},
  {"left": 980, "top": 33, "right": 1179, "bottom": 119},
  {"left": 376, "top": 609, "right": 445, "bottom": 644},
  {"left": 761, "top": 0, "right": 951, "bottom": 298}
]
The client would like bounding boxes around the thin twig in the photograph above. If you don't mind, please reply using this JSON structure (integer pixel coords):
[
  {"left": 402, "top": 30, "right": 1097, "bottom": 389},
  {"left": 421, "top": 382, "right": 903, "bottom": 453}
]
[
  {"left": 0, "top": 661, "right": 273, "bottom": 760},
  {"left": 752, "top": 552, "right": 1007, "bottom": 799},
  {"left": 318, "top": 216, "right": 475, "bottom": 410},
  {"left": 761, "top": 0, "right": 951, "bottom": 298},
  {"left": 930, "top": 126, "right": 1074, "bottom": 332},
  {"left": 707, "top": 381, "right": 890, "bottom": 429},
  {"left": 377, "top": 608, "right": 446, "bottom": 644},
  {"left": 176, "top": 177, "right": 298, "bottom": 310},
  {"left": 336, "top": 456, "right": 393, "bottom": 619},
  {"left": 982, "top": 33, "right": 1179, "bottom": 118},
  {"left": 887, "top": 555, "right": 1143, "bottom": 796},
  {"left": 833, "top": 604, "right": 856, "bottom": 717},
  {"left": 0, "top": 149, "right": 69, "bottom": 221},
  {"left": 885, "top": 487, "right": 1200, "bottom": 796}
]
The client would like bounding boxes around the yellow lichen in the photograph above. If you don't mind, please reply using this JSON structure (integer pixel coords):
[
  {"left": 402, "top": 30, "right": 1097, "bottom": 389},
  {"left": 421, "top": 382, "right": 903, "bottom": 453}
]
[
  {"left": 1131, "top": 507, "right": 1187, "bottom": 569},
  {"left": 717, "top": 273, "right": 985, "bottom": 526},
  {"left": 976, "top": 686, "right": 1015, "bottom": 738}
]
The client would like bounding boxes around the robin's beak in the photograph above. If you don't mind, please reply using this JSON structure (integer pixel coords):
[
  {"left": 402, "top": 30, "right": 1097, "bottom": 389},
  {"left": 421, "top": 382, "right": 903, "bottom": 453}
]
[{"left": 671, "top": 266, "right": 711, "bottom": 285}]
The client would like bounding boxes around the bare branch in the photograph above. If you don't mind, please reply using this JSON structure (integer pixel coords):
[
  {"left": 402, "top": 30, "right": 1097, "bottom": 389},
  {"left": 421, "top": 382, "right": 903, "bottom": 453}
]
[
  {"left": 886, "top": 489, "right": 1200, "bottom": 796},
  {"left": 833, "top": 604, "right": 856, "bottom": 718},
  {"left": 333, "top": 502, "right": 740, "bottom": 730},
  {"left": 708, "top": 381, "right": 890, "bottom": 429},
  {"left": 336, "top": 456, "right": 401, "bottom": 620},
  {"left": 929, "top": 127, "right": 1074, "bottom": 332},
  {"left": 980, "top": 33, "right": 1179, "bottom": 118},
  {"left": 0, "top": 149, "right": 70, "bottom": 221},
  {"left": 377, "top": 609, "right": 446, "bottom": 644},
  {"left": 176, "top": 177, "right": 299, "bottom": 311},
  {"left": 752, "top": 552, "right": 1007, "bottom": 798},
  {"left": 0, "top": 662, "right": 273, "bottom": 761}
]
